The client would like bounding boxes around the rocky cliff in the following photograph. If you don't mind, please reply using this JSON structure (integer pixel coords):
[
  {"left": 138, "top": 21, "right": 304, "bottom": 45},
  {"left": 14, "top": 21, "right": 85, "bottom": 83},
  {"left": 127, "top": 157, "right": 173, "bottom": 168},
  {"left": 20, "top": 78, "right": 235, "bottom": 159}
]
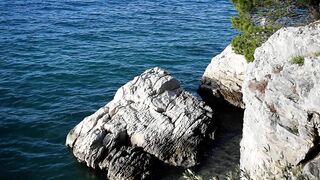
[
  {"left": 65, "top": 11, "right": 320, "bottom": 180},
  {"left": 66, "top": 67, "right": 214, "bottom": 179},
  {"left": 199, "top": 45, "right": 247, "bottom": 109},
  {"left": 240, "top": 21, "right": 320, "bottom": 179}
]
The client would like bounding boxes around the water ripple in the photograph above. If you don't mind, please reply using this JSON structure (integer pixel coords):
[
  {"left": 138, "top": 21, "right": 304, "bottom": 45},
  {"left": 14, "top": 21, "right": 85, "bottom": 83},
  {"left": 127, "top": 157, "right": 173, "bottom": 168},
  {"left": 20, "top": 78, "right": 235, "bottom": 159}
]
[{"left": 0, "top": 0, "right": 237, "bottom": 179}]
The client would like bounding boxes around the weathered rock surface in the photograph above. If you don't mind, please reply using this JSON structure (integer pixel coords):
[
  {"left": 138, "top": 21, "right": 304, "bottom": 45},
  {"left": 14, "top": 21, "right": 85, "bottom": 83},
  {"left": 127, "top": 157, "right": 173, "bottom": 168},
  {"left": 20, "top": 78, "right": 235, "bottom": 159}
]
[
  {"left": 199, "top": 45, "right": 247, "bottom": 108},
  {"left": 240, "top": 21, "right": 320, "bottom": 179},
  {"left": 66, "top": 67, "right": 214, "bottom": 179}
]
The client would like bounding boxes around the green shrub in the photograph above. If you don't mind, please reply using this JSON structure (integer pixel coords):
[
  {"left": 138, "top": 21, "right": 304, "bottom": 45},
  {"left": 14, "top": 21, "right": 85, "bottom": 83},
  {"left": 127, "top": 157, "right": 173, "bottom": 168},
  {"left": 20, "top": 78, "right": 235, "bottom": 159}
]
[
  {"left": 231, "top": 14, "right": 263, "bottom": 33},
  {"left": 230, "top": 13, "right": 262, "bottom": 63},
  {"left": 291, "top": 56, "right": 304, "bottom": 65},
  {"left": 230, "top": 0, "right": 280, "bottom": 62},
  {"left": 230, "top": 0, "right": 317, "bottom": 62},
  {"left": 231, "top": 0, "right": 254, "bottom": 13},
  {"left": 230, "top": 13, "right": 278, "bottom": 63},
  {"left": 231, "top": 34, "right": 260, "bottom": 62},
  {"left": 231, "top": 0, "right": 276, "bottom": 13}
]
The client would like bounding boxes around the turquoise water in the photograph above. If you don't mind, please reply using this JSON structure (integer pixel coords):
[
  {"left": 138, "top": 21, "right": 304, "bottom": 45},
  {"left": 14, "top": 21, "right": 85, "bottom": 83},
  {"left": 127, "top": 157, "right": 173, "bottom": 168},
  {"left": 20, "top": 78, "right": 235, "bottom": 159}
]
[{"left": 0, "top": 0, "right": 237, "bottom": 179}]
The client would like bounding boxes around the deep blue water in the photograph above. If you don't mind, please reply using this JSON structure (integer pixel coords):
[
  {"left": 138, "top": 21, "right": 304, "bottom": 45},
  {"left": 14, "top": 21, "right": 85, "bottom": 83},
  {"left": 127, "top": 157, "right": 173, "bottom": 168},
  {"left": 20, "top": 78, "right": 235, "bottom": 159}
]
[{"left": 0, "top": 0, "right": 236, "bottom": 179}]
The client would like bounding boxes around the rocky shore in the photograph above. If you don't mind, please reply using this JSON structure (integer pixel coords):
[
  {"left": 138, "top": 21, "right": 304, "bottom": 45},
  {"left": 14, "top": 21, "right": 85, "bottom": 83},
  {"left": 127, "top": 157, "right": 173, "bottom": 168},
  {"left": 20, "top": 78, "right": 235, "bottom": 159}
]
[
  {"left": 199, "top": 45, "right": 247, "bottom": 109},
  {"left": 66, "top": 67, "right": 215, "bottom": 179},
  {"left": 200, "top": 20, "right": 320, "bottom": 179},
  {"left": 66, "top": 13, "right": 320, "bottom": 180},
  {"left": 241, "top": 20, "right": 320, "bottom": 179}
]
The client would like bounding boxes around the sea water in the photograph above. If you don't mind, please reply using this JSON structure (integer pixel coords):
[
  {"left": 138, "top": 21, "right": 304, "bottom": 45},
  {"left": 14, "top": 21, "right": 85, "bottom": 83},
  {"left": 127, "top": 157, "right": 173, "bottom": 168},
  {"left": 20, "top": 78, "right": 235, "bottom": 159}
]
[{"left": 0, "top": 0, "right": 237, "bottom": 179}]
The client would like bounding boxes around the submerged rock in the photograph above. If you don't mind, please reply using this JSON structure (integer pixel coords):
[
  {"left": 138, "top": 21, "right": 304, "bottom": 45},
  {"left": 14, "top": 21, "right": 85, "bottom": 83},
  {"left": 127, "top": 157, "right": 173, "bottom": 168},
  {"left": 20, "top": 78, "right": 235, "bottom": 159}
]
[
  {"left": 199, "top": 45, "right": 247, "bottom": 108},
  {"left": 241, "top": 21, "right": 320, "bottom": 179},
  {"left": 66, "top": 67, "right": 214, "bottom": 179}
]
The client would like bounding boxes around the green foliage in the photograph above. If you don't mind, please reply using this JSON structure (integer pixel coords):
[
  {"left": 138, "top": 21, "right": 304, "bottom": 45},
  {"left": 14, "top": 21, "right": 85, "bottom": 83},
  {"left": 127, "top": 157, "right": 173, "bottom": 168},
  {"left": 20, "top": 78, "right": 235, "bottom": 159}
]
[
  {"left": 291, "top": 56, "right": 305, "bottom": 65},
  {"left": 231, "top": 0, "right": 255, "bottom": 13},
  {"left": 230, "top": 0, "right": 318, "bottom": 62},
  {"left": 230, "top": 13, "right": 261, "bottom": 62},
  {"left": 231, "top": 14, "right": 263, "bottom": 33},
  {"left": 230, "top": 12, "right": 278, "bottom": 62},
  {"left": 231, "top": 34, "right": 260, "bottom": 62},
  {"left": 230, "top": 0, "right": 276, "bottom": 62},
  {"left": 231, "top": 0, "right": 276, "bottom": 13}
]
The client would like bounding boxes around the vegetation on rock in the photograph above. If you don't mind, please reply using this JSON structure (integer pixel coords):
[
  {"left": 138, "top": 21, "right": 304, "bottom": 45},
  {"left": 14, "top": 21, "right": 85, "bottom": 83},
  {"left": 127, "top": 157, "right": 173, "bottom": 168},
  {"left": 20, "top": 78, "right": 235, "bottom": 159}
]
[
  {"left": 231, "top": 0, "right": 319, "bottom": 62},
  {"left": 291, "top": 55, "right": 305, "bottom": 65}
]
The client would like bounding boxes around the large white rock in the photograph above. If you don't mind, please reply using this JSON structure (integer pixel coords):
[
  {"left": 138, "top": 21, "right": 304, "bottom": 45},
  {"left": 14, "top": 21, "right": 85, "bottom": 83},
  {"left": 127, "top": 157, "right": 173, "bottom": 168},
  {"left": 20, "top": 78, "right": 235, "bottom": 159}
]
[
  {"left": 240, "top": 21, "right": 320, "bottom": 179},
  {"left": 199, "top": 45, "right": 247, "bottom": 108},
  {"left": 66, "top": 67, "right": 214, "bottom": 180}
]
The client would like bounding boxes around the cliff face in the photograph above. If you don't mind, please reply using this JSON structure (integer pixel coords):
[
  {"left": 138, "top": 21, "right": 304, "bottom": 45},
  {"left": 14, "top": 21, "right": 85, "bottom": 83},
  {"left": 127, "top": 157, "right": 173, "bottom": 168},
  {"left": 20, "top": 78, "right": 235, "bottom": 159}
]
[
  {"left": 199, "top": 45, "right": 247, "bottom": 109},
  {"left": 200, "top": 3, "right": 315, "bottom": 110},
  {"left": 240, "top": 21, "right": 320, "bottom": 179}
]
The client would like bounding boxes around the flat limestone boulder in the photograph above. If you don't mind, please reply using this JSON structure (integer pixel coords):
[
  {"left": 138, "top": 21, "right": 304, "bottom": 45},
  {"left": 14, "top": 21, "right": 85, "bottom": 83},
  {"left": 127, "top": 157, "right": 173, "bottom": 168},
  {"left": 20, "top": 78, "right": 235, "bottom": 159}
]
[
  {"left": 241, "top": 21, "right": 320, "bottom": 179},
  {"left": 66, "top": 67, "right": 214, "bottom": 179},
  {"left": 199, "top": 45, "right": 247, "bottom": 108}
]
